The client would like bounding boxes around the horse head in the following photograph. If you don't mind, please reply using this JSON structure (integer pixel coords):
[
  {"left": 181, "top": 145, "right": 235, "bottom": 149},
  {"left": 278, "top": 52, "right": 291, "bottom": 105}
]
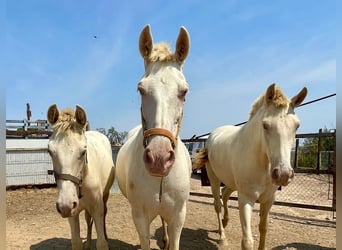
[
  {"left": 47, "top": 104, "right": 88, "bottom": 218},
  {"left": 252, "top": 83, "right": 307, "bottom": 186},
  {"left": 138, "top": 24, "right": 190, "bottom": 177}
]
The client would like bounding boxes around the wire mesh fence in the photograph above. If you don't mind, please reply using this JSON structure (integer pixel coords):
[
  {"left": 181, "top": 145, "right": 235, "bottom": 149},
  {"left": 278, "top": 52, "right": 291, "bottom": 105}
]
[
  {"left": 186, "top": 129, "right": 336, "bottom": 211},
  {"left": 275, "top": 173, "right": 334, "bottom": 209}
]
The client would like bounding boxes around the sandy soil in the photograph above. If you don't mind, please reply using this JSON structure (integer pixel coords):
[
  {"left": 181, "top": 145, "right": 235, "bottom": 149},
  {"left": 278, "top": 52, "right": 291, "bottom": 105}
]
[{"left": 6, "top": 174, "right": 336, "bottom": 250}]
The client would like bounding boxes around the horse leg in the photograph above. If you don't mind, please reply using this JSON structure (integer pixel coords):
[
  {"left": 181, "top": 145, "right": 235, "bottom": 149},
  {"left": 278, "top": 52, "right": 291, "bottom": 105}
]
[
  {"left": 131, "top": 208, "right": 151, "bottom": 250},
  {"left": 206, "top": 163, "right": 227, "bottom": 246},
  {"left": 165, "top": 204, "right": 186, "bottom": 250},
  {"left": 258, "top": 197, "right": 274, "bottom": 250},
  {"left": 84, "top": 210, "right": 93, "bottom": 250},
  {"left": 68, "top": 214, "right": 83, "bottom": 250},
  {"left": 103, "top": 190, "right": 110, "bottom": 240},
  {"left": 238, "top": 195, "right": 254, "bottom": 250},
  {"left": 221, "top": 186, "right": 234, "bottom": 228},
  {"left": 161, "top": 216, "right": 169, "bottom": 249},
  {"left": 92, "top": 202, "right": 109, "bottom": 250}
]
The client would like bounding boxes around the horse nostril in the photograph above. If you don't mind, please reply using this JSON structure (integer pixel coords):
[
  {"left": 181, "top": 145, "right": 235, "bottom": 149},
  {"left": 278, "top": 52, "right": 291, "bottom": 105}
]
[
  {"left": 72, "top": 201, "right": 78, "bottom": 210},
  {"left": 272, "top": 168, "right": 279, "bottom": 180},
  {"left": 143, "top": 148, "right": 154, "bottom": 165},
  {"left": 168, "top": 150, "right": 175, "bottom": 164}
]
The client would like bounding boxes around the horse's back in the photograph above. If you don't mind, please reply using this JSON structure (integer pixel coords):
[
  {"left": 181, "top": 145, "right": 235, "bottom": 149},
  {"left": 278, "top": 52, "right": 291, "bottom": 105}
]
[
  {"left": 206, "top": 125, "right": 240, "bottom": 188},
  {"left": 116, "top": 126, "right": 143, "bottom": 198},
  {"left": 86, "top": 131, "right": 113, "bottom": 160},
  {"left": 85, "top": 131, "right": 114, "bottom": 190},
  {"left": 207, "top": 125, "right": 240, "bottom": 154},
  {"left": 125, "top": 125, "right": 141, "bottom": 142},
  {"left": 177, "top": 141, "right": 192, "bottom": 174}
]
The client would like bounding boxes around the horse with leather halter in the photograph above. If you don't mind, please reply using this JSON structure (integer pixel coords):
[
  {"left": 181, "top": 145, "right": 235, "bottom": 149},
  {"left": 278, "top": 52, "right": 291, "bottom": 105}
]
[
  {"left": 116, "top": 24, "right": 192, "bottom": 250},
  {"left": 47, "top": 104, "right": 115, "bottom": 250}
]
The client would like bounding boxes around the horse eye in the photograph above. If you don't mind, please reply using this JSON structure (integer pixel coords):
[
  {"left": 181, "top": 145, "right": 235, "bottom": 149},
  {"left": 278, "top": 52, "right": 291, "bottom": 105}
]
[
  {"left": 262, "top": 121, "right": 271, "bottom": 130},
  {"left": 79, "top": 149, "right": 86, "bottom": 160}
]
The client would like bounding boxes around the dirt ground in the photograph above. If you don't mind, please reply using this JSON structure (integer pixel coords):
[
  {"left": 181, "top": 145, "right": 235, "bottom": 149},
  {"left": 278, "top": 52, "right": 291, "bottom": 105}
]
[{"left": 6, "top": 174, "right": 336, "bottom": 250}]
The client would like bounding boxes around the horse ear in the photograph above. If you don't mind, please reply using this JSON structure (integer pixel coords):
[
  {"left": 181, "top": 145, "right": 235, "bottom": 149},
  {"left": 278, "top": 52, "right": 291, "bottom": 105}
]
[
  {"left": 265, "top": 83, "right": 277, "bottom": 105},
  {"left": 291, "top": 87, "right": 308, "bottom": 108},
  {"left": 75, "top": 105, "right": 87, "bottom": 127},
  {"left": 47, "top": 104, "right": 59, "bottom": 125},
  {"left": 139, "top": 24, "right": 153, "bottom": 59},
  {"left": 175, "top": 26, "right": 190, "bottom": 62}
]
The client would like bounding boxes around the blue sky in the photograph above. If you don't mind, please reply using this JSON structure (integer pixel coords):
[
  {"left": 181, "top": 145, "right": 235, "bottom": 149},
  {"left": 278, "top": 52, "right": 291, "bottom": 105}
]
[{"left": 5, "top": 1, "right": 336, "bottom": 138}]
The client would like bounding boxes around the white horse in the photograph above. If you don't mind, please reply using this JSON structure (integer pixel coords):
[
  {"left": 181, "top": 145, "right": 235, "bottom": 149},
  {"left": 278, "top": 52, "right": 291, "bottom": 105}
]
[
  {"left": 47, "top": 104, "right": 115, "bottom": 250},
  {"left": 193, "top": 83, "right": 307, "bottom": 250},
  {"left": 116, "top": 24, "right": 192, "bottom": 250}
]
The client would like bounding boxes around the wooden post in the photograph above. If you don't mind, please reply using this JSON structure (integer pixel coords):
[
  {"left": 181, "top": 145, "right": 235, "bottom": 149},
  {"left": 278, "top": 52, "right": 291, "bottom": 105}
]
[
  {"left": 26, "top": 103, "right": 32, "bottom": 125},
  {"left": 23, "top": 119, "right": 28, "bottom": 139}
]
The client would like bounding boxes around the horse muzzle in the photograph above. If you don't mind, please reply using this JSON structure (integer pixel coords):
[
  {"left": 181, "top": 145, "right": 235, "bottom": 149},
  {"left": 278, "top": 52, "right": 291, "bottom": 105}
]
[
  {"left": 143, "top": 147, "right": 175, "bottom": 177},
  {"left": 142, "top": 127, "right": 177, "bottom": 177},
  {"left": 56, "top": 200, "right": 79, "bottom": 218},
  {"left": 55, "top": 180, "right": 81, "bottom": 218},
  {"left": 271, "top": 166, "right": 294, "bottom": 186}
]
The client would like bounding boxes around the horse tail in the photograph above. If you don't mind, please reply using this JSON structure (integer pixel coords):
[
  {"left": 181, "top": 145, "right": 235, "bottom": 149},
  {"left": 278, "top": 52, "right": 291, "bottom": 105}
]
[{"left": 192, "top": 148, "right": 209, "bottom": 170}]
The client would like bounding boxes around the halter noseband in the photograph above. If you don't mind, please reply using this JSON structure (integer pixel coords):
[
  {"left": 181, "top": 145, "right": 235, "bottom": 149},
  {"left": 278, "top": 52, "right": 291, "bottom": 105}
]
[
  {"left": 52, "top": 152, "right": 87, "bottom": 199},
  {"left": 143, "top": 128, "right": 177, "bottom": 148},
  {"left": 141, "top": 107, "right": 183, "bottom": 149}
]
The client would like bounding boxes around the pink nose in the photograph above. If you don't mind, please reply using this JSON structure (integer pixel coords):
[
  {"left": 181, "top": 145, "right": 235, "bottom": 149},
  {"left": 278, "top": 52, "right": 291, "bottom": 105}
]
[
  {"left": 56, "top": 201, "right": 78, "bottom": 218},
  {"left": 271, "top": 167, "right": 294, "bottom": 186},
  {"left": 143, "top": 148, "right": 175, "bottom": 177}
]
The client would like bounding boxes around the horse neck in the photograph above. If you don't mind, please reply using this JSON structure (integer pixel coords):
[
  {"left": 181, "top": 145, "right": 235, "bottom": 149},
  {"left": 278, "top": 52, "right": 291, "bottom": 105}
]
[{"left": 239, "top": 112, "right": 269, "bottom": 166}]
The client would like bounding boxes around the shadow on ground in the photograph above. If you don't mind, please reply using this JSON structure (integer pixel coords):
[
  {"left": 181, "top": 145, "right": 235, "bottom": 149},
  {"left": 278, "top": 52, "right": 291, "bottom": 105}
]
[
  {"left": 154, "top": 226, "right": 218, "bottom": 250},
  {"left": 272, "top": 242, "right": 335, "bottom": 250},
  {"left": 30, "top": 226, "right": 218, "bottom": 250},
  {"left": 30, "top": 237, "right": 137, "bottom": 250}
]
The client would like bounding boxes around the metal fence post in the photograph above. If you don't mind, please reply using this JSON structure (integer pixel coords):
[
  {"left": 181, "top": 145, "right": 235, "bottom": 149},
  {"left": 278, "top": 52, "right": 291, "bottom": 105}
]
[
  {"left": 316, "top": 128, "right": 322, "bottom": 173},
  {"left": 333, "top": 129, "right": 336, "bottom": 212}
]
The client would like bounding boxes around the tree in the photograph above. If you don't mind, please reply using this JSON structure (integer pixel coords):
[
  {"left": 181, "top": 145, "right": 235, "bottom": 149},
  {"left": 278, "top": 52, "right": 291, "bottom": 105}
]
[
  {"left": 298, "top": 137, "right": 318, "bottom": 169},
  {"left": 297, "top": 127, "right": 335, "bottom": 170},
  {"left": 321, "top": 127, "right": 335, "bottom": 151},
  {"left": 96, "top": 127, "right": 128, "bottom": 146}
]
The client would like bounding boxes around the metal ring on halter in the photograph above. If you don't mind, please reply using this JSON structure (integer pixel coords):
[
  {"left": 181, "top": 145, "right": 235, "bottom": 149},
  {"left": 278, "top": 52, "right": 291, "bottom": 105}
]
[{"left": 143, "top": 128, "right": 177, "bottom": 149}]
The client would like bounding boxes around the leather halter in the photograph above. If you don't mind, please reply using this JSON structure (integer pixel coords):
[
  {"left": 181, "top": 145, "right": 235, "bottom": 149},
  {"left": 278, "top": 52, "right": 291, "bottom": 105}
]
[
  {"left": 53, "top": 152, "right": 87, "bottom": 199},
  {"left": 143, "top": 128, "right": 177, "bottom": 148},
  {"left": 141, "top": 107, "right": 183, "bottom": 149}
]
